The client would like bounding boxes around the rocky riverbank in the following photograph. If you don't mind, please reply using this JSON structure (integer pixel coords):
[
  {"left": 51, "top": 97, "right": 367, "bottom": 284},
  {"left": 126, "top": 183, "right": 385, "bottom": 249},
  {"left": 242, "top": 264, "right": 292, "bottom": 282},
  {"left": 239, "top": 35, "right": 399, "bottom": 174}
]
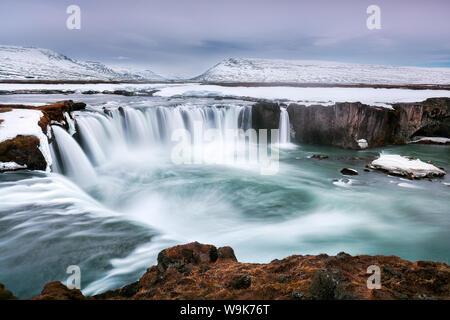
[{"left": 1, "top": 242, "right": 448, "bottom": 300}]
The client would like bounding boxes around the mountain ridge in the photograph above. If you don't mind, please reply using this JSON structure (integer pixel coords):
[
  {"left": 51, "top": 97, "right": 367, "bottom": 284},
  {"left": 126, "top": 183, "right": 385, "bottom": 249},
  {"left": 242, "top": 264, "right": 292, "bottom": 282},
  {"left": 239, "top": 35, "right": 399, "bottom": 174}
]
[{"left": 0, "top": 45, "right": 165, "bottom": 81}]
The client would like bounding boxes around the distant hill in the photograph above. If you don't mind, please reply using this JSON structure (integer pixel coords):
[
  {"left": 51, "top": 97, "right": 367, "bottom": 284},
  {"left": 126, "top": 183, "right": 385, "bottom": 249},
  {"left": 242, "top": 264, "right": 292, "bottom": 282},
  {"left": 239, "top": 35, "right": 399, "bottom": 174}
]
[
  {"left": 193, "top": 58, "right": 450, "bottom": 85},
  {"left": 0, "top": 46, "right": 164, "bottom": 81}
]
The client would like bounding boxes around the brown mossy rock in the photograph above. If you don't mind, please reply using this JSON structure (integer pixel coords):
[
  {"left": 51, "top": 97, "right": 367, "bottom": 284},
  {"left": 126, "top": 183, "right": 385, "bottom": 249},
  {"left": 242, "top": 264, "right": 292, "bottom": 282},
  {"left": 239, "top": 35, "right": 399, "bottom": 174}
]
[
  {"left": 28, "top": 243, "right": 450, "bottom": 300},
  {"left": 0, "top": 283, "right": 17, "bottom": 300},
  {"left": 157, "top": 241, "right": 219, "bottom": 273},
  {"left": 0, "top": 135, "right": 46, "bottom": 170},
  {"left": 31, "top": 281, "right": 87, "bottom": 300}
]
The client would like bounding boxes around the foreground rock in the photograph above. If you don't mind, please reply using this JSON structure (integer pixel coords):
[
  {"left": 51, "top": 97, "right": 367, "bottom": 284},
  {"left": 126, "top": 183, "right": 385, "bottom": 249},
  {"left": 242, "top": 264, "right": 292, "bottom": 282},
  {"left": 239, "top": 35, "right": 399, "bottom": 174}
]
[
  {"left": 0, "top": 100, "right": 85, "bottom": 172},
  {"left": 28, "top": 242, "right": 450, "bottom": 300},
  {"left": 285, "top": 98, "right": 450, "bottom": 149},
  {"left": 0, "top": 283, "right": 17, "bottom": 300},
  {"left": 369, "top": 154, "right": 446, "bottom": 179}
]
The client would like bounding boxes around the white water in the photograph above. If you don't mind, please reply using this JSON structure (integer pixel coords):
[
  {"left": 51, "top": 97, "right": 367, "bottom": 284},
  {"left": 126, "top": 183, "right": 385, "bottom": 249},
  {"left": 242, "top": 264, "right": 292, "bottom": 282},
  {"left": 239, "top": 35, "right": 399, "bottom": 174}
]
[
  {"left": 279, "top": 108, "right": 291, "bottom": 144},
  {"left": 67, "top": 104, "right": 256, "bottom": 173},
  {"left": 51, "top": 125, "right": 97, "bottom": 188}
]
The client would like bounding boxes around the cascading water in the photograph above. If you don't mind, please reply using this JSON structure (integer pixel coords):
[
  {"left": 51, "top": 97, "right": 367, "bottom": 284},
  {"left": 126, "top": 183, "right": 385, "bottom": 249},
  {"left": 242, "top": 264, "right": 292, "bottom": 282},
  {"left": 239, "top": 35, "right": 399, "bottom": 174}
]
[
  {"left": 279, "top": 108, "right": 291, "bottom": 144},
  {"left": 51, "top": 125, "right": 97, "bottom": 188},
  {"left": 66, "top": 104, "right": 255, "bottom": 171}
]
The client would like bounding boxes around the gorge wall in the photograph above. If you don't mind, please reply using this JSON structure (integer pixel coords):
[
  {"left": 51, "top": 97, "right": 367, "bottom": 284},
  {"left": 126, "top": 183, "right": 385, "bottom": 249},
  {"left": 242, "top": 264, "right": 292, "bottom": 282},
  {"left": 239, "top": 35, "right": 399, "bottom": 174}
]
[{"left": 252, "top": 98, "right": 450, "bottom": 149}]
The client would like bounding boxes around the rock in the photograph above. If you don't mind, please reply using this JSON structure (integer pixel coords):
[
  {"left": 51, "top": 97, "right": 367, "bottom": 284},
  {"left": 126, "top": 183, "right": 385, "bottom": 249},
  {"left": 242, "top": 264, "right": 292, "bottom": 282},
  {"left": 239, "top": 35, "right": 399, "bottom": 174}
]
[
  {"left": 0, "top": 135, "right": 46, "bottom": 170},
  {"left": 157, "top": 241, "right": 219, "bottom": 273},
  {"left": 252, "top": 102, "right": 280, "bottom": 131},
  {"left": 369, "top": 154, "right": 446, "bottom": 179},
  {"left": 340, "top": 168, "right": 358, "bottom": 175},
  {"left": 229, "top": 275, "right": 251, "bottom": 289},
  {"left": 287, "top": 98, "right": 450, "bottom": 149},
  {"left": 0, "top": 283, "right": 17, "bottom": 300},
  {"left": 31, "top": 281, "right": 86, "bottom": 300},
  {"left": 217, "top": 246, "right": 237, "bottom": 262},
  {"left": 308, "top": 269, "right": 354, "bottom": 300},
  {"left": 311, "top": 154, "right": 329, "bottom": 160},
  {"left": 27, "top": 242, "right": 450, "bottom": 300}
]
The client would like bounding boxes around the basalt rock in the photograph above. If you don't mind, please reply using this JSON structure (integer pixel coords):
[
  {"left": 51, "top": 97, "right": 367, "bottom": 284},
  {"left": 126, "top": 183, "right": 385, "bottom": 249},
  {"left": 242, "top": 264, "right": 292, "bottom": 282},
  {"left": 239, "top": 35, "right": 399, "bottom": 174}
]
[
  {"left": 252, "top": 102, "right": 281, "bottom": 131},
  {"left": 286, "top": 98, "right": 450, "bottom": 149},
  {"left": 340, "top": 168, "right": 358, "bottom": 175},
  {"left": 23, "top": 242, "right": 450, "bottom": 300}
]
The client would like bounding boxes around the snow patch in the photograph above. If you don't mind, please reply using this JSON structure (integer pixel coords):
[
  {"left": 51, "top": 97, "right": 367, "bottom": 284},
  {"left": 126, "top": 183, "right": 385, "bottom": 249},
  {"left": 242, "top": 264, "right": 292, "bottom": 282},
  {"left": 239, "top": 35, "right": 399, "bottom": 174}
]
[
  {"left": 357, "top": 139, "right": 368, "bottom": 149},
  {"left": 0, "top": 161, "right": 27, "bottom": 171},
  {"left": 370, "top": 154, "right": 446, "bottom": 179}
]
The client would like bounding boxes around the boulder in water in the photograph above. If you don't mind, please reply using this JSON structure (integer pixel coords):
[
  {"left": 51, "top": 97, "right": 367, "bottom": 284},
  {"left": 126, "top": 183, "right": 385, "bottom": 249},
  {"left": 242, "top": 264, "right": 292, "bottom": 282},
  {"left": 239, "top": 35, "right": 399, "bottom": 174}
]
[
  {"left": 369, "top": 154, "right": 446, "bottom": 179},
  {"left": 340, "top": 168, "right": 358, "bottom": 175}
]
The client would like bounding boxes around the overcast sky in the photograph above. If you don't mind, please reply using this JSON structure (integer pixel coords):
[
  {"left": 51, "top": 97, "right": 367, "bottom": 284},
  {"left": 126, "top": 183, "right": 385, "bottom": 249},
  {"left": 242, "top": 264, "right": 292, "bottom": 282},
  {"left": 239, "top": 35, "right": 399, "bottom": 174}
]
[{"left": 0, "top": 0, "right": 449, "bottom": 77}]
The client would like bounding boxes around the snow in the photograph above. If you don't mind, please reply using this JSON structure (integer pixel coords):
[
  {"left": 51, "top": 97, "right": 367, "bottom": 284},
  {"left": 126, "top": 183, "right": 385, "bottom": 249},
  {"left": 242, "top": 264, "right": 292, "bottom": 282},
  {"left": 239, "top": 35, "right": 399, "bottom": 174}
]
[
  {"left": 1, "top": 82, "right": 449, "bottom": 108},
  {"left": 357, "top": 139, "right": 368, "bottom": 149},
  {"left": 0, "top": 109, "right": 52, "bottom": 171},
  {"left": 0, "top": 46, "right": 164, "bottom": 81},
  {"left": 410, "top": 137, "right": 450, "bottom": 144},
  {"left": 153, "top": 84, "right": 450, "bottom": 108},
  {"left": 370, "top": 154, "right": 446, "bottom": 178},
  {"left": 0, "top": 161, "right": 27, "bottom": 171},
  {"left": 194, "top": 58, "right": 450, "bottom": 85}
]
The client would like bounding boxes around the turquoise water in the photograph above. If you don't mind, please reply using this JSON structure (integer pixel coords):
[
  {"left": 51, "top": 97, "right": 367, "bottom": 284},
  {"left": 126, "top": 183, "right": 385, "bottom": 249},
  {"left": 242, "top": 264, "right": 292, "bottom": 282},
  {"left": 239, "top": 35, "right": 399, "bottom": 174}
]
[{"left": 0, "top": 96, "right": 449, "bottom": 298}]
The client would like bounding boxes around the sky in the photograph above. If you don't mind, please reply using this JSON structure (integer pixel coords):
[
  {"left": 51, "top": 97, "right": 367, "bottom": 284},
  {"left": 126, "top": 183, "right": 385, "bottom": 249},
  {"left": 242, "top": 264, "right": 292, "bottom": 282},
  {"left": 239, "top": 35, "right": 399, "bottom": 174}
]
[{"left": 0, "top": 0, "right": 449, "bottom": 78}]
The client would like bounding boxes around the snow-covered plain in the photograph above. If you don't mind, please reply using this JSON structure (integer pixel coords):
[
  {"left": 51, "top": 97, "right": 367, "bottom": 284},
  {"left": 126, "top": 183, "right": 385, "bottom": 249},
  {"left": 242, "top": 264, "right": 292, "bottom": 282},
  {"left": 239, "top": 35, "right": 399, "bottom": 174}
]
[
  {"left": 0, "top": 46, "right": 164, "bottom": 81},
  {"left": 194, "top": 58, "right": 450, "bottom": 85},
  {"left": 1, "top": 83, "right": 450, "bottom": 108}
]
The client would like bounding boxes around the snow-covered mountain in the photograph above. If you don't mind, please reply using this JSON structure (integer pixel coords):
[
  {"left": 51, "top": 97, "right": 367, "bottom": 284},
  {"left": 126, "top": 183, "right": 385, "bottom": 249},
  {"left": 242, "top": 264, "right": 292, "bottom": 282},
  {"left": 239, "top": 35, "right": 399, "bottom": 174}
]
[
  {"left": 194, "top": 58, "right": 450, "bottom": 85},
  {"left": 0, "top": 46, "right": 164, "bottom": 81},
  {"left": 108, "top": 65, "right": 166, "bottom": 81}
]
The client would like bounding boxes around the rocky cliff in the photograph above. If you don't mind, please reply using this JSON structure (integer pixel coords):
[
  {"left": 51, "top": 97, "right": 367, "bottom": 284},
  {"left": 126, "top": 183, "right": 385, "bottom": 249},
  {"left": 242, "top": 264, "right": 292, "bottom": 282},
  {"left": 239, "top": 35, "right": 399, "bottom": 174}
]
[
  {"left": 250, "top": 98, "right": 449, "bottom": 149},
  {"left": 1, "top": 242, "right": 445, "bottom": 300}
]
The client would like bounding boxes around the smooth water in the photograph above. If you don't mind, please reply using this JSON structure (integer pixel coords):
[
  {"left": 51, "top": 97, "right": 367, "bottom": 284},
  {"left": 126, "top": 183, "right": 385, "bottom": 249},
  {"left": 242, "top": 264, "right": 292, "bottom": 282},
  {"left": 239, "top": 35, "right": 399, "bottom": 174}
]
[{"left": 0, "top": 96, "right": 449, "bottom": 298}]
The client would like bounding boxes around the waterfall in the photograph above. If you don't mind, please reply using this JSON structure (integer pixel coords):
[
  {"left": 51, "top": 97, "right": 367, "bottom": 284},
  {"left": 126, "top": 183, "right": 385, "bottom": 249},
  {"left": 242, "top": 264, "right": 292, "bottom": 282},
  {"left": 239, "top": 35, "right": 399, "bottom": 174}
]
[
  {"left": 74, "top": 104, "right": 252, "bottom": 153},
  {"left": 51, "top": 125, "right": 97, "bottom": 188},
  {"left": 279, "top": 108, "right": 291, "bottom": 144},
  {"left": 50, "top": 104, "right": 258, "bottom": 184}
]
